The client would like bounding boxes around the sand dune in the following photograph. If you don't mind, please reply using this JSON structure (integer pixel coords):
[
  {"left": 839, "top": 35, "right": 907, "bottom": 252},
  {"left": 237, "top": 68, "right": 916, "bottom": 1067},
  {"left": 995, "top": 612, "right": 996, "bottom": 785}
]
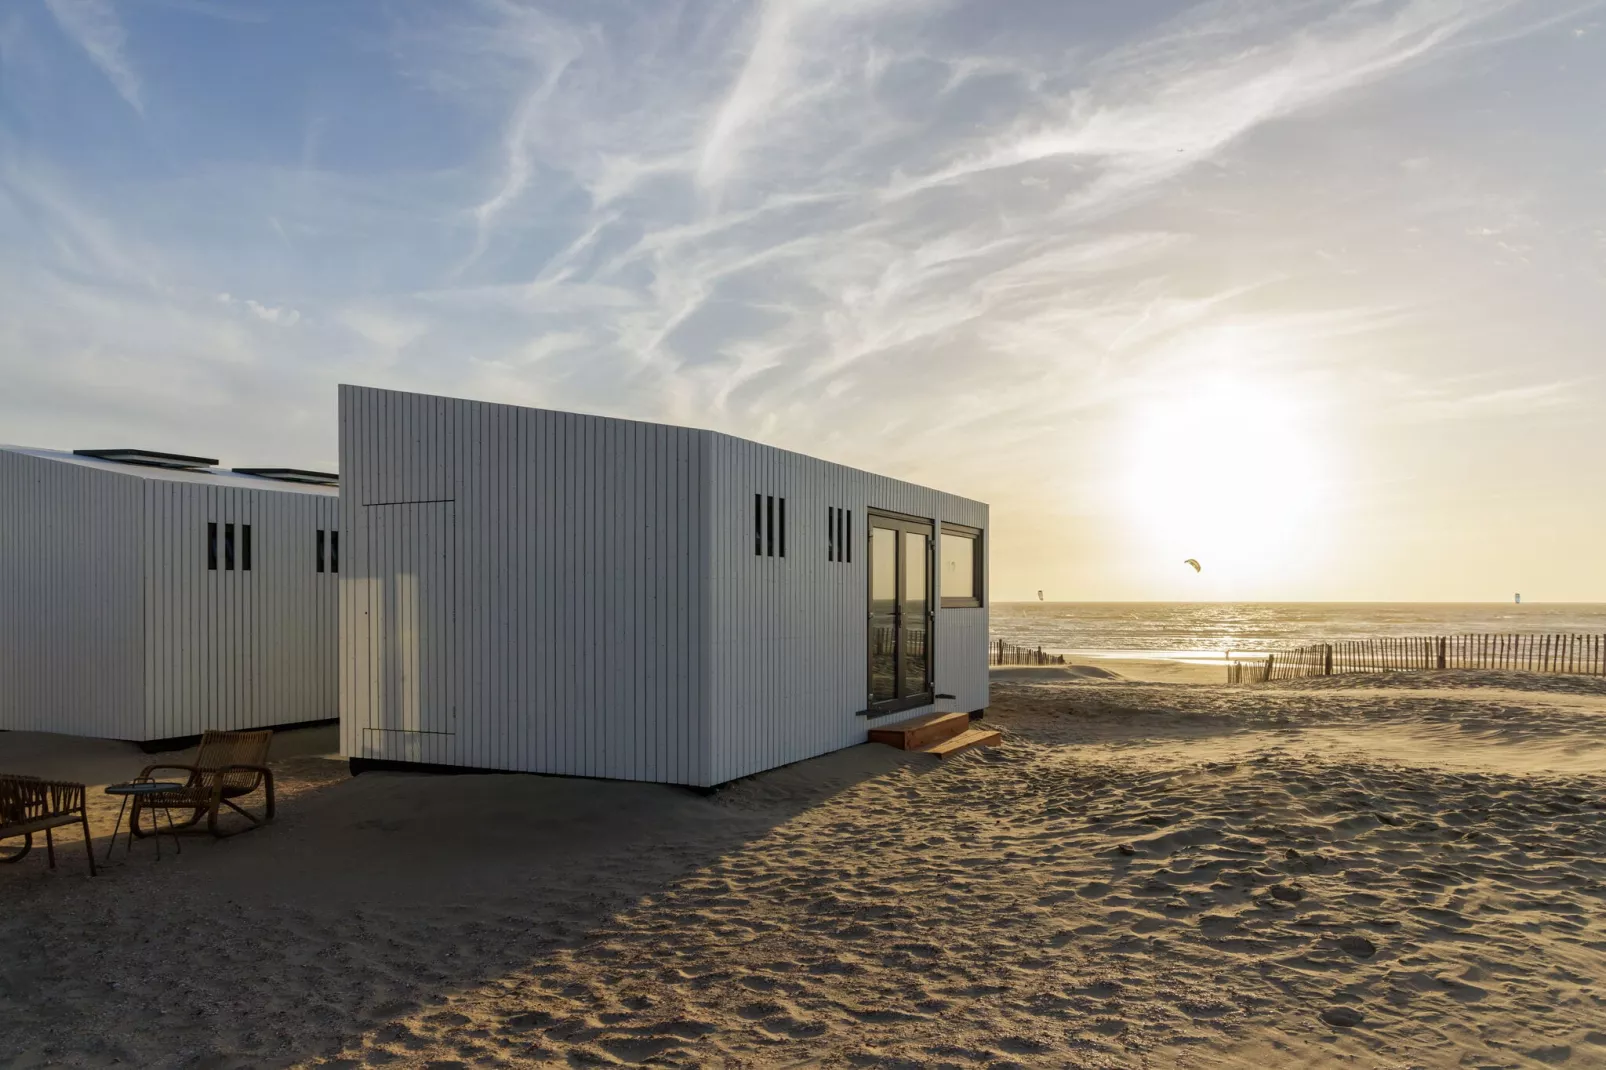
[{"left": 3, "top": 673, "right": 1605, "bottom": 1068}]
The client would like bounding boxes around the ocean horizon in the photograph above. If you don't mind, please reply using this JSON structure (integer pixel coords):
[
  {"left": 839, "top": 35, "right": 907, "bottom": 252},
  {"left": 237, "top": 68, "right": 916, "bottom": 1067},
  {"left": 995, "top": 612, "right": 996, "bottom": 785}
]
[{"left": 989, "top": 601, "right": 1606, "bottom": 664}]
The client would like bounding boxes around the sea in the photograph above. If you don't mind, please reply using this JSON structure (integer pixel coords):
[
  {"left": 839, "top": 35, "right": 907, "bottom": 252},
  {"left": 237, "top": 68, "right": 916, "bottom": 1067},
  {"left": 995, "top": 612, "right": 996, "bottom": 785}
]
[{"left": 990, "top": 603, "right": 1606, "bottom": 667}]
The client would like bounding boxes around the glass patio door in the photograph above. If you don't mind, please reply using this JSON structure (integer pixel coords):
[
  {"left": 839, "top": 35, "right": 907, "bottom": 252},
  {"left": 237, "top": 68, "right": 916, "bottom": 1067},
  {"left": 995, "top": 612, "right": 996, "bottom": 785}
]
[{"left": 868, "top": 513, "right": 934, "bottom": 713}]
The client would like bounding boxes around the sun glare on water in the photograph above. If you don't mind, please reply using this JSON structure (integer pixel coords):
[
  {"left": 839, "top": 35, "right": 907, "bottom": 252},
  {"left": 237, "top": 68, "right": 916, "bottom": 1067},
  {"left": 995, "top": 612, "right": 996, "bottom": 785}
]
[{"left": 1120, "top": 375, "right": 1334, "bottom": 594}]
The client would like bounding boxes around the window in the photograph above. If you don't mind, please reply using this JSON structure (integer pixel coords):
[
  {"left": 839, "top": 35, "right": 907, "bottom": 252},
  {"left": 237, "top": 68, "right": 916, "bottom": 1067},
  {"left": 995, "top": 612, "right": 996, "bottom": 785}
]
[
  {"left": 753, "top": 494, "right": 786, "bottom": 557},
  {"left": 207, "top": 521, "right": 252, "bottom": 571},
  {"left": 940, "top": 524, "right": 982, "bottom": 608},
  {"left": 331, "top": 530, "right": 339, "bottom": 574},
  {"left": 316, "top": 529, "right": 326, "bottom": 573},
  {"left": 827, "top": 507, "right": 853, "bottom": 563}
]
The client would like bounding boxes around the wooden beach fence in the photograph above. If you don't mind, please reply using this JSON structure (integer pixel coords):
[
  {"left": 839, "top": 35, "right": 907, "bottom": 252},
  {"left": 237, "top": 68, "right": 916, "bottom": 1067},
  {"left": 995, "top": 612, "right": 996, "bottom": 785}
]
[
  {"left": 1227, "top": 633, "right": 1606, "bottom": 684},
  {"left": 990, "top": 640, "right": 1067, "bottom": 667}
]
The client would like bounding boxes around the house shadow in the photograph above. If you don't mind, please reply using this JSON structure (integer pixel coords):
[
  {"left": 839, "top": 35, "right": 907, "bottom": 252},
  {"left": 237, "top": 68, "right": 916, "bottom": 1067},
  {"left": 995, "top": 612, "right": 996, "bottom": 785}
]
[{"left": 0, "top": 736, "right": 918, "bottom": 1067}]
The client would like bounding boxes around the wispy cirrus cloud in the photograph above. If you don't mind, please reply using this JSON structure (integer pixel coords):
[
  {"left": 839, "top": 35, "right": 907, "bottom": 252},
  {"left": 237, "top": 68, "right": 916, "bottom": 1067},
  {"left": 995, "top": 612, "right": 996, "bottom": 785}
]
[
  {"left": 7, "top": 0, "right": 1606, "bottom": 597},
  {"left": 43, "top": 0, "right": 143, "bottom": 114}
]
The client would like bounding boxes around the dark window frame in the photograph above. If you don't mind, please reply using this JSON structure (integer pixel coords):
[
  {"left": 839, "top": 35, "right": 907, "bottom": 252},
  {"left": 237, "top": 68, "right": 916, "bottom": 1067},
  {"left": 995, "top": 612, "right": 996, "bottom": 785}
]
[{"left": 939, "top": 522, "right": 984, "bottom": 609}]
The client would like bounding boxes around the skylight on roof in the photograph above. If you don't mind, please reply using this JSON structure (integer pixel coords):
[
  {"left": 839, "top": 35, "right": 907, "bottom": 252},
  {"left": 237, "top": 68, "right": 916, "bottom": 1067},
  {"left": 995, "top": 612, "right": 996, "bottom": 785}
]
[{"left": 74, "top": 448, "right": 219, "bottom": 470}]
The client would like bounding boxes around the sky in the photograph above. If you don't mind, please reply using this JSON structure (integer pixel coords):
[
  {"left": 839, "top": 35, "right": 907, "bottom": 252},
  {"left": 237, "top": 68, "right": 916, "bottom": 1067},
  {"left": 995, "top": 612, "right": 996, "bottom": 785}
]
[{"left": 2, "top": 0, "right": 1603, "bottom": 603}]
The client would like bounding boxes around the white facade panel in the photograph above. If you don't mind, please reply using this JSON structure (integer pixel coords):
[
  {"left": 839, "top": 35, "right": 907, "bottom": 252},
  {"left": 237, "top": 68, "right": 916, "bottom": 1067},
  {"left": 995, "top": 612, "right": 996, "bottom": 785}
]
[
  {"left": 339, "top": 386, "right": 987, "bottom": 787},
  {"left": 339, "top": 386, "right": 711, "bottom": 784},
  {"left": 0, "top": 445, "right": 339, "bottom": 742},
  {"left": 705, "top": 434, "right": 989, "bottom": 785},
  {"left": 0, "top": 451, "right": 145, "bottom": 738}
]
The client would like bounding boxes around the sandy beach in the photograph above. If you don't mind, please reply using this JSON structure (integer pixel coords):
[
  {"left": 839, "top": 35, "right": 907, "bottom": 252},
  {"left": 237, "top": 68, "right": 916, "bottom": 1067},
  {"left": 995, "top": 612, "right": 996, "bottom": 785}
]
[{"left": 4, "top": 669, "right": 1605, "bottom": 1069}]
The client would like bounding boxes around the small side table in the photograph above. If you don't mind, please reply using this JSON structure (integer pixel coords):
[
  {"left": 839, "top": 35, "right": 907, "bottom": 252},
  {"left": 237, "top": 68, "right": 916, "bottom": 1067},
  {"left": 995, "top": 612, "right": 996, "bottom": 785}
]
[{"left": 104, "top": 781, "right": 185, "bottom": 862}]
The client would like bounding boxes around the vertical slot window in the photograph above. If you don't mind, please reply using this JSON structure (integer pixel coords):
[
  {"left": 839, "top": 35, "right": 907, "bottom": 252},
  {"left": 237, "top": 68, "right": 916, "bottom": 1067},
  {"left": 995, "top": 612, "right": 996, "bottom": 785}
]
[
  {"left": 754, "top": 494, "right": 763, "bottom": 556},
  {"left": 242, "top": 524, "right": 252, "bottom": 572},
  {"left": 846, "top": 510, "right": 852, "bottom": 563},
  {"left": 316, "top": 529, "right": 326, "bottom": 573},
  {"left": 207, "top": 522, "right": 218, "bottom": 571},
  {"left": 331, "top": 530, "right": 339, "bottom": 574},
  {"left": 827, "top": 507, "right": 836, "bottom": 561},
  {"left": 224, "top": 523, "right": 236, "bottom": 571},
  {"left": 766, "top": 495, "right": 775, "bottom": 557},
  {"left": 778, "top": 497, "right": 786, "bottom": 557}
]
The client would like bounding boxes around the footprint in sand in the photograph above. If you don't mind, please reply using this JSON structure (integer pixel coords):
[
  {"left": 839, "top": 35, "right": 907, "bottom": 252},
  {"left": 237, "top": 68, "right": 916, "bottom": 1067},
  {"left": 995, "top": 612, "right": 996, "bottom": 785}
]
[{"left": 1320, "top": 1006, "right": 1365, "bottom": 1028}]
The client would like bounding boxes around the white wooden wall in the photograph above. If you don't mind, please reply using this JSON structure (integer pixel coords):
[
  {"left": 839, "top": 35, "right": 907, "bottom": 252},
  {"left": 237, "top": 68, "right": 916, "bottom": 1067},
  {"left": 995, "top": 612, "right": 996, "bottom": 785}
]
[
  {"left": 339, "top": 386, "right": 711, "bottom": 783},
  {"left": 141, "top": 477, "right": 339, "bottom": 740},
  {"left": 706, "top": 434, "right": 989, "bottom": 785},
  {"left": 0, "top": 447, "right": 338, "bottom": 741},
  {"left": 0, "top": 451, "right": 146, "bottom": 737},
  {"left": 339, "top": 386, "right": 989, "bottom": 787}
]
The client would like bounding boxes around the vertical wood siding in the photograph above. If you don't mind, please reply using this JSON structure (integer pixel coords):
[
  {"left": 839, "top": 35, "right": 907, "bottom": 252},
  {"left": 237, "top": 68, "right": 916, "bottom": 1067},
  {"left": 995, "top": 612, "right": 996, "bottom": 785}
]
[
  {"left": 340, "top": 386, "right": 710, "bottom": 783},
  {"left": 706, "top": 433, "right": 989, "bottom": 785},
  {"left": 0, "top": 451, "right": 145, "bottom": 737},
  {"left": 340, "top": 386, "right": 988, "bottom": 787},
  {"left": 142, "top": 478, "right": 339, "bottom": 740},
  {"left": 0, "top": 448, "right": 338, "bottom": 741}
]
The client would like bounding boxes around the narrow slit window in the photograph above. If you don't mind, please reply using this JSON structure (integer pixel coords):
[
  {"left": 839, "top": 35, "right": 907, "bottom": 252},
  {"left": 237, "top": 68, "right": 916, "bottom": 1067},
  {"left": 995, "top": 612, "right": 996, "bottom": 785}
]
[
  {"left": 766, "top": 495, "right": 775, "bottom": 557},
  {"left": 242, "top": 524, "right": 252, "bottom": 571},
  {"left": 836, "top": 508, "right": 845, "bottom": 563},
  {"left": 778, "top": 497, "right": 786, "bottom": 557},
  {"left": 224, "top": 523, "right": 236, "bottom": 571},
  {"left": 331, "top": 530, "right": 339, "bottom": 574},
  {"left": 846, "top": 510, "right": 852, "bottom": 563},
  {"left": 207, "top": 522, "right": 218, "bottom": 571},
  {"left": 316, "top": 529, "right": 326, "bottom": 573},
  {"left": 827, "top": 507, "right": 835, "bottom": 561},
  {"left": 754, "top": 494, "right": 763, "bottom": 556}
]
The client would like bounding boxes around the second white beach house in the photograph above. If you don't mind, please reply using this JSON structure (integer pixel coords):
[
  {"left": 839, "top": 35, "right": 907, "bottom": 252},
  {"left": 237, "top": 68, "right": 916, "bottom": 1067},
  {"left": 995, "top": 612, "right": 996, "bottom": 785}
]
[
  {"left": 339, "top": 385, "right": 989, "bottom": 787},
  {"left": 0, "top": 445, "right": 340, "bottom": 744}
]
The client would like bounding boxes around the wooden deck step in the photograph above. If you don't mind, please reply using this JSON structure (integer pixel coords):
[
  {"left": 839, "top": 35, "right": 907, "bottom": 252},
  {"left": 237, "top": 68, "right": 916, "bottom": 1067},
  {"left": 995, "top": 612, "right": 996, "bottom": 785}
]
[
  {"left": 867, "top": 711, "right": 971, "bottom": 751},
  {"left": 919, "top": 727, "right": 1002, "bottom": 759}
]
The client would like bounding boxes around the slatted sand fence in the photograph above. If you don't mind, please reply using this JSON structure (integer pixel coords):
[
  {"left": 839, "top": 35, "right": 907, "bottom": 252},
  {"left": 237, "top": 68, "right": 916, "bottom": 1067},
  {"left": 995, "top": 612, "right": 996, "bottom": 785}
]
[
  {"left": 990, "top": 640, "right": 1068, "bottom": 666},
  {"left": 1228, "top": 633, "right": 1606, "bottom": 684}
]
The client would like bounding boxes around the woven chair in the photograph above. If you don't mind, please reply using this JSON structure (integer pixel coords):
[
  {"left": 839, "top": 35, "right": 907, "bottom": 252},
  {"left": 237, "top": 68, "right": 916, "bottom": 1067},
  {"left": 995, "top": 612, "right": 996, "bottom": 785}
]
[
  {"left": 131, "top": 730, "right": 276, "bottom": 839},
  {"left": 0, "top": 774, "right": 96, "bottom": 874}
]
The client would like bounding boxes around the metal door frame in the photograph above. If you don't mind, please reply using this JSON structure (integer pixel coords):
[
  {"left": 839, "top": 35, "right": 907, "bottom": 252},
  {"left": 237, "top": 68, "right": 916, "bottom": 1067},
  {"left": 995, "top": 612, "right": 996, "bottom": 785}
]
[{"left": 865, "top": 510, "right": 935, "bottom": 716}]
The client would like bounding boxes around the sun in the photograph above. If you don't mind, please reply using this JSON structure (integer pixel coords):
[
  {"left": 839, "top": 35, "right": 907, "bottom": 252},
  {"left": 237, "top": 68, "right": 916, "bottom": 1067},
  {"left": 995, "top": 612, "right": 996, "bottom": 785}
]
[{"left": 1118, "top": 373, "right": 1332, "bottom": 593}]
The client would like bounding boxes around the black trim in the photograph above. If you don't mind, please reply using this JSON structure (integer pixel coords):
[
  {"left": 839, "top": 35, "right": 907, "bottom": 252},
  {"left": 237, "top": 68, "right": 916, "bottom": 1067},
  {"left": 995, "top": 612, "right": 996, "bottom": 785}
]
[
  {"left": 865, "top": 510, "right": 936, "bottom": 714},
  {"left": 939, "top": 522, "right": 984, "bottom": 609},
  {"left": 856, "top": 695, "right": 934, "bottom": 718},
  {"left": 135, "top": 717, "right": 336, "bottom": 754}
]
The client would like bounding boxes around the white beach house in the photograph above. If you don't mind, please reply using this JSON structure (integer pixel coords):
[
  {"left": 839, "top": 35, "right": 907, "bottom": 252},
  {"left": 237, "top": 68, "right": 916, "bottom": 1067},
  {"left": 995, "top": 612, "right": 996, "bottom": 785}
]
[
  {"left": 0, "top": 446, "right": 340, "bottom": 744},
  {"left": 339, "top": 385, "right": 990, "bottom": 787}
]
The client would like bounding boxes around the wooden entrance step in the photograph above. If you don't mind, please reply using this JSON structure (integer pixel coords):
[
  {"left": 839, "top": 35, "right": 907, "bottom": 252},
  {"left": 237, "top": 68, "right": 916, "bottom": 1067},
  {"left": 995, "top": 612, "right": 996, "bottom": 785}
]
[
  {"left": 921, "top": 726, "right": 1002, "bottom": 759},
  {"left": 868, "top": 711, "right": 971, "bottom": 751}
]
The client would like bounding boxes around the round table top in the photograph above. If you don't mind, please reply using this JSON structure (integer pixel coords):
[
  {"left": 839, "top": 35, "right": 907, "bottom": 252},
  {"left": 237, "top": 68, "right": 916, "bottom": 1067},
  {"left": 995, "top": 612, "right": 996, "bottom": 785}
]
[{"left": 104, "top": 781, "right": 186, "bottom": 796}]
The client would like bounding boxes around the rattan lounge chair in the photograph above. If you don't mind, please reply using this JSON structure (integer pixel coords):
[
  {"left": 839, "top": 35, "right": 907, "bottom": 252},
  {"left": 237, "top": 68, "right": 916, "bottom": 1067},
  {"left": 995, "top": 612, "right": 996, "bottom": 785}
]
[
  {"left": 0, "top": 774, "right": 96, "bottom": 874},
  {"left": 132, "top": 729, "right": 276, "bottom": 839}
]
